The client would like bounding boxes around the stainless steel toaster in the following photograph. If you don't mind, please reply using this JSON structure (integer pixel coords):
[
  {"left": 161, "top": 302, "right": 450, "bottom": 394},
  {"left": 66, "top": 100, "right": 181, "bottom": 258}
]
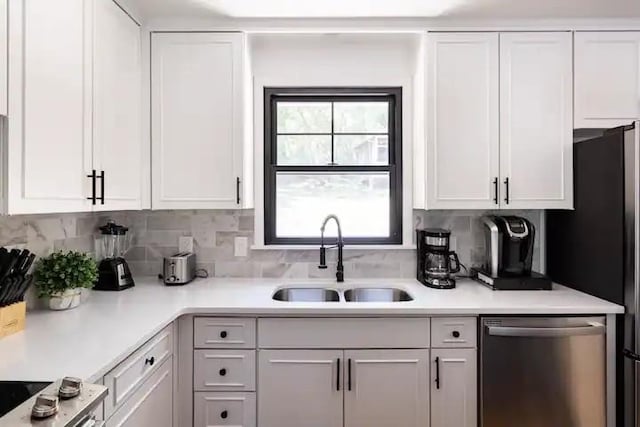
[{"left": 163, "top": 252, "right": 196, "bottom": 285}]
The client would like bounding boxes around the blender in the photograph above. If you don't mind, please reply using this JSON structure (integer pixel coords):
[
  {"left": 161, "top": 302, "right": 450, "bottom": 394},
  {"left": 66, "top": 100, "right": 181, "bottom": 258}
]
[{"left": 94, "top": 220, "right": 135, "bottom": 291}]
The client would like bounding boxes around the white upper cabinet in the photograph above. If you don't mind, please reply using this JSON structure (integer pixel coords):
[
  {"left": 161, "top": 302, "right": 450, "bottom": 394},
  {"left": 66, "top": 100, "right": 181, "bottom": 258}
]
[
  {"left": 426, "top": 33, "right": 500, "bottom": 210},
  {"left": 575, "top": 31, "right": 640, "bottom": 128},
  {"left": 499, "top": 32, "right": 573, "bottom": 209},
  {"left": 93, "top": 0, "right": 143, "bottom": 211},
  {"left": 0, "top": 0, "right": 7, "bottom": 117},
  {"left": 7, "top": 0, "right": 92, "bottom": 214},
  {"left": 422, "top": 31, "right": 573, "bottom": 210},
  {"left": 151, "top": 32, "right": 245, "bottom": 210},
  {"left": 344, "top": 349, "right": 429, "bottom": 427}
]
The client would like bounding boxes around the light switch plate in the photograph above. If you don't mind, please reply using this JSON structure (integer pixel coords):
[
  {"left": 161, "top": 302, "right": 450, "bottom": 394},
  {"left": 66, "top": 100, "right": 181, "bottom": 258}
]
[
  {"left": 179, "top": 236, "right": 194, "bottom": 253},
  {"left": 235, "top": 237, "right": 248, "bottom": 257}
]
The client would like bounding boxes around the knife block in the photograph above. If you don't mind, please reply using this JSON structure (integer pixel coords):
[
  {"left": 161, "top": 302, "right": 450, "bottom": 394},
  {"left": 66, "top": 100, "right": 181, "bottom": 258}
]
[{"left": 0, "top": 301, "right": 26, "bottom": 339}]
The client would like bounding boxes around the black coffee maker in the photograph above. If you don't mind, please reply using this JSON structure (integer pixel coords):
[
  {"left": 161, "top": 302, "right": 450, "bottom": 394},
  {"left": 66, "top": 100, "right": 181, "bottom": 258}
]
[
  {"left": 94, "top": 221, "right": 135, "bottom": 291},
  {"left": 475, "top": 215, "right": 551, "bottom": 290},
  {"left": 416, "top": 228, "right": 460, "bottom": 289}
]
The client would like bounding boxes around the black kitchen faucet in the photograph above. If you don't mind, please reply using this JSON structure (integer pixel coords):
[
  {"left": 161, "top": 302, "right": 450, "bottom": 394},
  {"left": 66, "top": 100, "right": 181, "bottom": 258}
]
[{"left": 318, "top": 214, "right": 344, "bottom": 282}]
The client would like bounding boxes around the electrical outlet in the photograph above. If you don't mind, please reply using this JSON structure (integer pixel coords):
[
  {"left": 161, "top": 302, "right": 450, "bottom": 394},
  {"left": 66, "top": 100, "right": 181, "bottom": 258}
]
[
  {"left": 234, "top": 237, "right": 248, "bottom": 257},
  {"left": 179, "top": 236, "right": 194, "bottom": 253}
]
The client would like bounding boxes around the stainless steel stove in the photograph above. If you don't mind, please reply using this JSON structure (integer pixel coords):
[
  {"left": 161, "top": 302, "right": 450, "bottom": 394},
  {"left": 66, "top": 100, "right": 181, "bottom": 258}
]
[{"left": 0, "top": 378, "right": 107, "bottom": 426}]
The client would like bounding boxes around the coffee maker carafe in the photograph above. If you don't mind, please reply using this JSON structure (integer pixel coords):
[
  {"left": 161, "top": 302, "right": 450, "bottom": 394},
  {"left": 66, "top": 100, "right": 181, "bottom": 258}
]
[
  {"left": 416, "top": 229, "right": 460, "bottom": 289},
  {"left": 94, "top": 220, "right": 134, "bottom": 291}
]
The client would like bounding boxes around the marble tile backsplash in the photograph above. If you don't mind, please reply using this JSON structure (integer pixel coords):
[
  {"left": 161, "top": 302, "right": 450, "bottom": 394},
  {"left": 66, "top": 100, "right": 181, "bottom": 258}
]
[{"left": 0, "top": 209, "right": 542, "bottom": 284}]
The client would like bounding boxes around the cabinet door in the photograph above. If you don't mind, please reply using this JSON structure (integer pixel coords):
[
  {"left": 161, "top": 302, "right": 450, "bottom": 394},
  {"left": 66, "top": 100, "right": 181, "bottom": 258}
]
[
  {"left": 106, "top": 357, "right": 173, "bottom": 427},
  {"left": 575, "top": 31, "right": 640, "bottom": 128},
  {"left": 151, "top": 32, "right": 244, "bottom": 210},
  {"left": 426, "top": 33, "right": 499, "bottom": 209},
  {"left": 431, "top": 349, "right": 477, "bottom": 427},
  {"left": 93, "top": 0, "right": 143, "bottom": 211},
  {"left": 499, "top": 32, "right": 573, "bottom": 209},
  {"left": 258, "top": 349, "right": 343, "bottom": 427},
  {"left": 344, "top": 349, "right": 429, "bottom": 427},
  {"left": 7, "top": 0, "right": 92, "bottom": 214},
  {"left": 194, "top": 392, "right": 255, "bottom": 427}
]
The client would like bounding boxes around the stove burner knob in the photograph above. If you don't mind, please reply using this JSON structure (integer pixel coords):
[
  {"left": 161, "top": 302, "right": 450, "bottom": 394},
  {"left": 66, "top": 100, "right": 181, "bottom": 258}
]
[
  {"left": 59, "top": 376, "right": 83, "bottom": 399},
  {"left": 31, "top": 394, "right": 59, "bottom": 419}
]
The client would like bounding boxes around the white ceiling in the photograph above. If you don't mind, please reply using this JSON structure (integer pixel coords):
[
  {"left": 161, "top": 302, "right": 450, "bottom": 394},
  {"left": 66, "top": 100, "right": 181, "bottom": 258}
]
[{"left": 131, "top": 0, "right": 640, "bottom": 19}]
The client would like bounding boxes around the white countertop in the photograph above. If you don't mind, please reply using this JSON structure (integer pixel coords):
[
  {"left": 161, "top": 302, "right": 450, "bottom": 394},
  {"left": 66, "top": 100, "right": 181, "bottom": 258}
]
[{"left": 0, "top": 277, "right": 623, "bottom": 382}]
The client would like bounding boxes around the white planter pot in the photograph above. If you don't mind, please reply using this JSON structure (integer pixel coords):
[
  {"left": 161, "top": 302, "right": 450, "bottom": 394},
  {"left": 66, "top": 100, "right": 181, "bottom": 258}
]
[{"left": 48, "top": 288, "right": 83, "bottom": 311}]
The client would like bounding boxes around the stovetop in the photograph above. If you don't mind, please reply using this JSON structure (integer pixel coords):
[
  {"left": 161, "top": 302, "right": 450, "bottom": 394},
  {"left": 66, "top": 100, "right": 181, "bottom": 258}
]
[{"left": 0, "top": 381, "right": 52, "bottom": 418}]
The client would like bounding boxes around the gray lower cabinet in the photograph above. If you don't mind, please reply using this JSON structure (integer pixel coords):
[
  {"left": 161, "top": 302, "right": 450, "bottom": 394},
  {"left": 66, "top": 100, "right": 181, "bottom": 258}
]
[
  {"left": 258, "top": 349, "right": 343, "bottom": 427},
  {"left": 257, "top": 349, "right": 429, "bottom": 427},
  {"left": 105, "top": 356, "right": 174, "bottom": 427}
]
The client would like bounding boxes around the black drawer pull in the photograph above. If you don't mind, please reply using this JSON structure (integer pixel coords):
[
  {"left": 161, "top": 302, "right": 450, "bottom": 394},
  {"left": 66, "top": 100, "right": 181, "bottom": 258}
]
[
  {"left": 435, "top": 356, "right": 440, "bottom": 389},
  {"left": 221, "top": 410, "right": 228, "bottom": 419},
  {"left": 219, "top": 368, "right": 227, "bottom": 376},
  {"left": 145, "top": 356, "right": 155, "bottom": 366},
  {"left": 220, "top": 331, "right": 228, "bottom": 339},
  {"left": 452, "top": 330, "right": 460, "bottom": 338}
]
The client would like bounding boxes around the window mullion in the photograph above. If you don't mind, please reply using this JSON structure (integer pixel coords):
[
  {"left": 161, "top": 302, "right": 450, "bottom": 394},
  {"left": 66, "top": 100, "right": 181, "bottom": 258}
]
[{"left": 330, "top": 102, "right": 335, "bottom": 165}]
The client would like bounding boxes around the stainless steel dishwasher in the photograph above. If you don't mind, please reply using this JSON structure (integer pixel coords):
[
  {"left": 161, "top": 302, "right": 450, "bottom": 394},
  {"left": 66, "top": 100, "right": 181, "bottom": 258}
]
[{"left": 481, "top": 316, "right": 607, "bottom": 427}]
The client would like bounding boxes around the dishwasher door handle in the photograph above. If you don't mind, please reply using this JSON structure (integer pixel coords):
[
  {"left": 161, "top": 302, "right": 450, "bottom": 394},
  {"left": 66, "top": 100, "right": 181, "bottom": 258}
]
[{"left": 486, "top": 323, "right": 605, "bottom": 338}]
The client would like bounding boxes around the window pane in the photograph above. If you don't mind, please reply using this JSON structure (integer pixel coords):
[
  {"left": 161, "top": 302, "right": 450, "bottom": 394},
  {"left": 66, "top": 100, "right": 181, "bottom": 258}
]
[
  {"left": 277, "top": 102, "right": 332, "bottom": 133},
  {"left": 276, "top": 173, "right": 390, "bottom": 238},
  {"left": 277, "top": 135, "right": 332, "bottom": 165},
  {"left": 334, "top": 135, "right": 389, "bottom": 165},
  {"left": 334, "top": 102, "right": 388, "bottom": 133}
]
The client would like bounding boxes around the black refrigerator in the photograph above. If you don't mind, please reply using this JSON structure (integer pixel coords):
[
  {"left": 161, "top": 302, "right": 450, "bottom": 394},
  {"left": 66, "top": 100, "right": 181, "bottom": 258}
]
[{"left": 547, "top": 121, "right": 639, "bottom": 427}]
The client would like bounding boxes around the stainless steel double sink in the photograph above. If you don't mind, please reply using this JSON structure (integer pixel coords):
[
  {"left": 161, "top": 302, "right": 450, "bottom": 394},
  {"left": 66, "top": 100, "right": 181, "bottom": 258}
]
[{"left": 272, "top": 286, "right": 413, "bottom": 303}]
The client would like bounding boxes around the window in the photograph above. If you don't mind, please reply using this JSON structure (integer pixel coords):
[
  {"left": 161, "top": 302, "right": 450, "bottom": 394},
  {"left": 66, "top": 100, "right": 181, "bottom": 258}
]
[{"left": 264, "top": 87, "right": 403, "bottom": 245}]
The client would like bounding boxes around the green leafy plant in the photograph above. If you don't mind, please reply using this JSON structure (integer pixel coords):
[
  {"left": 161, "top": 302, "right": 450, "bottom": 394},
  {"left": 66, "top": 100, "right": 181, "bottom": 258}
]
[{"left": 34, "top": 251, "right": 98, "bottom": 298}]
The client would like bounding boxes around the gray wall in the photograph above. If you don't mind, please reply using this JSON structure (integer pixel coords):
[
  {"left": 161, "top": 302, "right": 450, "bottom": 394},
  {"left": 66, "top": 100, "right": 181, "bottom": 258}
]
[{"left": 0, "top": 209, "right": 542, "bottom": 282}]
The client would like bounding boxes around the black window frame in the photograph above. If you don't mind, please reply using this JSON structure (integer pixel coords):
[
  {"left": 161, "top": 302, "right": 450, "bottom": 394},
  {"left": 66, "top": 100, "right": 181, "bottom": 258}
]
[{"left": 264, "top": 87, "right": 403, "bottom": 246}]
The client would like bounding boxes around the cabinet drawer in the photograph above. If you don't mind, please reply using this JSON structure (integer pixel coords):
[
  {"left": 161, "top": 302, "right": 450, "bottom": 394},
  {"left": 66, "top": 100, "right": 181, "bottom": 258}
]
[
  {"left": 194, "top": 349, "right": 256, "bottom": 392},
  {"left": 194, "top": 317, "right": 256, "bottom": 349},
  {"left": 258, "top": 318, "right": 430, "bottom": 349},
  {"left": 104, "top": 324, "right": 173, "bottom": 417},
  {"left": 431, "top": 317, "right": 477, "bottom": 348},
  {"left": 107, "top": 356, "right": 173, "bottom": 427},
  {"left": 194, "top": 392, "right": 256, "bottom": 427}
]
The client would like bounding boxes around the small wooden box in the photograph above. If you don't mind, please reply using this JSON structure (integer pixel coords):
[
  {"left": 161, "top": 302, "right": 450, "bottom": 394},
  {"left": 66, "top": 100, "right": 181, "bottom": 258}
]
[{"left": 0, "top": 302, "right": 26, "bottom": 339}]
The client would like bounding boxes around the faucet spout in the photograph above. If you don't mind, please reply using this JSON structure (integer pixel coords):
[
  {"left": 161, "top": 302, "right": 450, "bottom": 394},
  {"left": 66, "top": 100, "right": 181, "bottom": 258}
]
[{"left": 319, "top": 214, "right": 345, "bottom": 283}]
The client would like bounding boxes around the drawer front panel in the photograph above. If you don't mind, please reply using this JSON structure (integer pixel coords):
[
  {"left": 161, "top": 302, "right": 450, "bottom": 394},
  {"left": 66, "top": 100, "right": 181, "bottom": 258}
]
[
  {"left": 194, "top": 349, "right": 256, "bottom": 392},
  {"left": 194, "top": 392, "right": 256, "bottom": 427},
  {"left": 258, "top": 318, "right": 430, "bottom": 349},
  {"left": 431, "top": 317, "right": 477, "bottom": 348},
  {"left": 194, "top": 317, "right": 256, "bottom": 349},
  {"left": 104, "top": 324, "right": 174, "bottom": 417}
]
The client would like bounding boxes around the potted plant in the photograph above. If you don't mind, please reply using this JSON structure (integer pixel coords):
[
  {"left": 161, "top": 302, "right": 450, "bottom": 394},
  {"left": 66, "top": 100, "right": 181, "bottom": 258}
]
[{"left": 34, "top": 251, "right": 98, "bottom": 311}]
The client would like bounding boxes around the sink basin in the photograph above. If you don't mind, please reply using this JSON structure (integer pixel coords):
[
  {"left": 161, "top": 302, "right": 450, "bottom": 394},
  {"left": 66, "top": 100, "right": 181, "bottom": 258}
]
[
  {"left": 272, "top": 287, "right": 340, "bottom": 302},
  {"left": 344, "top": 288, "right": 413, "bottom": 302}
]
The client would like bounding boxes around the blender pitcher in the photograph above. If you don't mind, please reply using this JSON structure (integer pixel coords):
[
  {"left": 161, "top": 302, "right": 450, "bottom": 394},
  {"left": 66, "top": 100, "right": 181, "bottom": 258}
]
[{"left": 95, "top": 220, "right": 135, "bottom": 291}]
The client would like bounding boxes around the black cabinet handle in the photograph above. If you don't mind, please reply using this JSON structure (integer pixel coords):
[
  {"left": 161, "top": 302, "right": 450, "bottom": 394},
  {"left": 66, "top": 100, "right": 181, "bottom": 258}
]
[
  {"left": 220, "top": 410, "right": 228, "bottom": 419},
  {"left": 219, "top": 368, "right": 227, "bottom": 376},
  {"left": 435, "top": 356, "right": 440, "bottom": 389},
  {"left": 145, "top": 356, "right": 155, "bottom": 366},
  {"left": 504, "top": 177, "right": 510, "bottom": 205},
  {"left": 347, "top": 358, "right": 352, "bottom": 391},
  {"left": 452, "top": 330, "right": 460, "bottom": 338},
  {"left": 87, "top": 170, "right": 97, "bottom": 205},
  {"left": 336, "top": 358, "right": 341, "bottom": 391},
  {"left": 624, "top": 348, "right": 640, "bottom": 362},
  {"left": 236, "top": 177, "right": 241, "bottom": 205},
  {"left": 98, "top": 171, "right": 105, "bottom": 205},
  {"left": 220, "top": 331, "right": 228, "bottom": 339},
  {"left": 493, "top": 177, "right": 499, "bottom": 205}
]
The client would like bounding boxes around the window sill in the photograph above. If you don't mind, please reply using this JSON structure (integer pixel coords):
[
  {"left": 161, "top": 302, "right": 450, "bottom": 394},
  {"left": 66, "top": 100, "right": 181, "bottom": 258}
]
[{"left": 251, "top": 244, "right": 416, "bottom": 251}]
